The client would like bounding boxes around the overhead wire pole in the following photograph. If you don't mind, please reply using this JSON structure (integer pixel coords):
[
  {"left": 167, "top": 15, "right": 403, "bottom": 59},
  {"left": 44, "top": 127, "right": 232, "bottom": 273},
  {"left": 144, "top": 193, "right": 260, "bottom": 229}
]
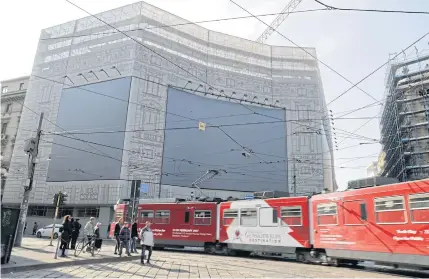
[{"left": 14, "top": 112, "right": 44, "bottom": 247}]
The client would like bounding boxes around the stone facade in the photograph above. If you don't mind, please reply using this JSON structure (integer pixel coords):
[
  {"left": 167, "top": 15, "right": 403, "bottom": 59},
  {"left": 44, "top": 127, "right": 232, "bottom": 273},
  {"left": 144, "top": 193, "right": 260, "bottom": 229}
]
[{"left": 3, "top": 2, "right": 336, "bottom": 210}]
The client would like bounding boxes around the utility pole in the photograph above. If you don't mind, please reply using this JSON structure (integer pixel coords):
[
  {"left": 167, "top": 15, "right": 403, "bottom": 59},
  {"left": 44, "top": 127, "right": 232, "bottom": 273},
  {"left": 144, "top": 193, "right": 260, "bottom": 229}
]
[
  {"left": 14, "top": 113, "right": 44, "bottom": 247},
  {"left": 49, "top": 191, "right": 62, "bottom": 246}
]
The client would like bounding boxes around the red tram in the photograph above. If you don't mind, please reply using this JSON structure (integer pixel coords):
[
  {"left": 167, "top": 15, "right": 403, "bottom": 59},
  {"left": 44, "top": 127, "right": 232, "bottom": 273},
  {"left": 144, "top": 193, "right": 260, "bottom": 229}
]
[{"left": 112, "top": 179, "right": 429, "bottom": 269}]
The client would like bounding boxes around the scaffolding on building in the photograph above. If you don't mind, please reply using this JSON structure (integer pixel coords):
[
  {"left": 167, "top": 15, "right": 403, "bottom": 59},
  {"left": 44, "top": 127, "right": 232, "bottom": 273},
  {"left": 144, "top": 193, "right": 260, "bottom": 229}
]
[{"left": 380, "top": 49, "right": 429, "bottom": 181}]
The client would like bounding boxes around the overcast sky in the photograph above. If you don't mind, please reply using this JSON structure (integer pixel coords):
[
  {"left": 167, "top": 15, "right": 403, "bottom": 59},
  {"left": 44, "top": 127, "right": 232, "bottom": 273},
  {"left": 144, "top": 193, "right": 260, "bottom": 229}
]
[{"left": 1, "top": 0, "right": 428, "bottom": 189}]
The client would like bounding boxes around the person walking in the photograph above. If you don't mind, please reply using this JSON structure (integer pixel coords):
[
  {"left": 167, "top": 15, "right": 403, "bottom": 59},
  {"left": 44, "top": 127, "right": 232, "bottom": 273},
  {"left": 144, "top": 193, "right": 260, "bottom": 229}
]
[
  {"left": 70, "top": 218, "right": 81, "bottom": 249},
  {"left": 114, "top": 218, "right": 123, "bottom": 254},
  {"left": 94, "top": 223, "right": 101, "bottom": 238},
  {"left": 59, "top": 215, "right": 72, "bottom": 257},
  {"left": 131, "top": 220, "right": 138, "bottom": 253},
  {"left": 119, "top": 222, "right": 131, "bottom": 257},
  {"left": 32, "top": 222, "right": 38, "bottom": 235},
  {"left": 139, "top": 221, "right": 154, "bottom": 265}
]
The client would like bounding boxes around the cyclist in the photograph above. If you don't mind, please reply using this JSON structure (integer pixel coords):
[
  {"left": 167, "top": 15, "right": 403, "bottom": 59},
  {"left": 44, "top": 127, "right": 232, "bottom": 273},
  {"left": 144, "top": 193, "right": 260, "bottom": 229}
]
[{"left": 84, "top": 217, "right": 96, "bottom": 250}]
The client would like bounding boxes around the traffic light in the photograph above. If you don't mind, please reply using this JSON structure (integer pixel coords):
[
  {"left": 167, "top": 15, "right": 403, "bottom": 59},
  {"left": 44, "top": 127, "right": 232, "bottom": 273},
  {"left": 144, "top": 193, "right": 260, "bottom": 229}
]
[
  {"left": 59, "top": 192, "right": 68, "bottom": 206},
  {"left": 53, "top": 193, "right": 59, "bottom": 206}
]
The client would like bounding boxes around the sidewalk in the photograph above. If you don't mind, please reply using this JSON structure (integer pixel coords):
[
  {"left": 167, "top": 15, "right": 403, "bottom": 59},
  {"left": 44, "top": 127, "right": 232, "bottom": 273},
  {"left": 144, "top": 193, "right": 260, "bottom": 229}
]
[{"left": 1, "top": 237, "right": 141, "bottom": 274}]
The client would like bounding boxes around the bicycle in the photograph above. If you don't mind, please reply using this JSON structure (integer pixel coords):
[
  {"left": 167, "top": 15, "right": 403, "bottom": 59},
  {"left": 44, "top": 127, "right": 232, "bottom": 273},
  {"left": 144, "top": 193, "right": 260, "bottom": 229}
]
[{"left": 74, "top": 234, "right": 101, "bottom": 257}]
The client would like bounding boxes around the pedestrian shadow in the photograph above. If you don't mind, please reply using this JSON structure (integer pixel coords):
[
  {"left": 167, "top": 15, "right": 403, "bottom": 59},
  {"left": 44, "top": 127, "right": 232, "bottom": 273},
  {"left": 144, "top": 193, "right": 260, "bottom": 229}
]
[{"left": 20, "top": 246, "right": 54, "bottom": 255}]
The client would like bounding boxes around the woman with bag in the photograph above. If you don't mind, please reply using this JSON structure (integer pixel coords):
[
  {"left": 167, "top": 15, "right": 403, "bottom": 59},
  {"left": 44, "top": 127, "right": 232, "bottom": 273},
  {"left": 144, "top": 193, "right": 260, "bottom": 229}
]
[
  {"left": 59, "top": 215, "right": 71, "bottom": 257},
  {"left": 139, "top": 221, "right": 154, "bottom": 265}
]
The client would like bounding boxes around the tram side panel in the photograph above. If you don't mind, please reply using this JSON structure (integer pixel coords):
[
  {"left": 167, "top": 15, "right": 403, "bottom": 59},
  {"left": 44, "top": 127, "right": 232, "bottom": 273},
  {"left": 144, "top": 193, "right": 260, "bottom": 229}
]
[{"left": 219, "top": 197, "right": 311, "bottom": 255}]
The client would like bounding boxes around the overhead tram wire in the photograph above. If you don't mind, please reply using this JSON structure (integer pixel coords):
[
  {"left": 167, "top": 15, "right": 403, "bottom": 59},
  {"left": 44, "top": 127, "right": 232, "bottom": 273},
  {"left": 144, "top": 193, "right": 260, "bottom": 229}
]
[
  {"left": 313, "top": 0, "right": 429, "bottom": 15},
  {"left": 230, "top": 0, "right": 429, "bottom": 143},
  {"left": 230, "top": 0, "right": 381, "bottom": 105},
  {"left": 41, "top": 5, "right": 429, "bottom": 41}
]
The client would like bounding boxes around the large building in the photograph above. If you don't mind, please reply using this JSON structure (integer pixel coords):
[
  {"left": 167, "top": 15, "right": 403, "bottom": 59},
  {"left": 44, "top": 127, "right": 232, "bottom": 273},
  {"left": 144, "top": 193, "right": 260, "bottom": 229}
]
[
  {"left": 2, "top": 2, "right": 335, "bottom": 233},
  {"left": 1, "top": 76, "right": 29, "bottom": 201},
  {"left": 380, "top": 52, "right": 429, "bottom": 181}
]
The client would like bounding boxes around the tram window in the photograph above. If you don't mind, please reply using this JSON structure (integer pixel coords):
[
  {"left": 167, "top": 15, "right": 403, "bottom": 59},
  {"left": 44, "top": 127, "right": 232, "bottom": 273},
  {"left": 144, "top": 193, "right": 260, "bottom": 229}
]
[
  {"left": 317, "top": 203, "right": 338, "bottom": 226},
  {"left": 374, "top": 196, "right": 406, "bottom": 224},
  {"left": 223, "top": 209, "right": 238, "bottom": 226},
  {"left": 360, "top": 203, "right": 368, "bottom": 221},
  {"left": 240, "top": 208, "right": 257, "bottom": 227},
  {"left": 194, "top": 210, "right": 211, "bottom": 226},
  {"left": 259, "top": 207, "right": 278, "bottom": 227},
  {"left": 343, "top": 201, "right": 366, "bottom": 225},
  {"left": 409, "top": 193, "right": 429, "bottom": 223},
  {"left": 155, "top": 210, "right": 170, "bottom": 224},
  {"left": 280, "top": 206, "right": 302, "bottom": 226},
  {"left": 140, "top": 210, "right": 154, "bottom": 223},
  {"left": 184, "top": 211, "right": 190, "bottom": 223}
]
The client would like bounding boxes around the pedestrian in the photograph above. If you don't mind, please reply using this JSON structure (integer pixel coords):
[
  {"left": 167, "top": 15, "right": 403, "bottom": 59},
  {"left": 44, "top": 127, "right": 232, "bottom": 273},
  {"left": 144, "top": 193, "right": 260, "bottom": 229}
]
[
  {"left": 59, "top": 215, "right": 71, "bottom": 257},
  {"left": 70, "top": 218, "right": 81, "bottom": 249},
  {"left": 107, "top": 222, "right": 111, "bottom": 239},
  {"left": 114, "top": 218, "right": 123, "bottom": 254},
  {"left": 139, "top": 221, "right": 154, "bottom": 265},
  {"left": 119, "top": 222, "right": 131, "bottom": 257},
  {"left": 131, "top": 219, "right": 138, "bottom": 253},
  {"left": 94, "top": 222, "right": 102, "bottom": 238},
  {"left": 32, "top": 222, "right": 38, "bottom": 235}
]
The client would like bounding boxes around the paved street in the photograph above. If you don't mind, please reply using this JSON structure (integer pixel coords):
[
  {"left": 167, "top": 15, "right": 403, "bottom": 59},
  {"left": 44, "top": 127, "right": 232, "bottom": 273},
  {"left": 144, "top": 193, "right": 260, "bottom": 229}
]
[{"left": 4, "top": 249, "right": 427, "bottom": 278}]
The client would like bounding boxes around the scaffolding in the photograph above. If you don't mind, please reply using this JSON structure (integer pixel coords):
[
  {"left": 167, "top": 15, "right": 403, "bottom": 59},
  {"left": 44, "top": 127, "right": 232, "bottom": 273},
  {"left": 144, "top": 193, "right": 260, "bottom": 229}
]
[{"left": 380, "top": 50, "right": 429, "bottom": 181}]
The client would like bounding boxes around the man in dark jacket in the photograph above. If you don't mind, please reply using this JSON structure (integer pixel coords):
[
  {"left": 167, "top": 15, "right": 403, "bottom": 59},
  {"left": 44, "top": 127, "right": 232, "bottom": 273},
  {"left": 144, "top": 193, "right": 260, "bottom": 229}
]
[
  {"left": 70, "top": 218, "right": 81, "bottom": 249},
  {"left": 131, "top": 220, "right": 138, "bottom": 253},
  {"left": 113, "top": 218, "right": 123, "bottom": 255},
  {"left": 119, "top": 222, "right": 131, "bottom": 257}
]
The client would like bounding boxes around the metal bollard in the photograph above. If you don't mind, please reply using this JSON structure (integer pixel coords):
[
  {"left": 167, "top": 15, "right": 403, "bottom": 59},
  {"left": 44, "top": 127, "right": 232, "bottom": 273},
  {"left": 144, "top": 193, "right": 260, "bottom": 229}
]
[{"left": 54, "top": 236, "right": 61, "bottom": 259}]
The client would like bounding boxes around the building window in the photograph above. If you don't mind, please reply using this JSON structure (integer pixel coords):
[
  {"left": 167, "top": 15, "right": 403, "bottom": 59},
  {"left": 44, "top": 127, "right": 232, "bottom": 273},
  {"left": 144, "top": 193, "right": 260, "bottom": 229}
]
[
  {"left": 317, "top": 203, "right": 338, "bottom": 226},
  {"left": 155, "top": 210, "right": 170, "bottom": 224},
  {"left": 1, "top": 86, "right": 8, "bottom": 93},
  {"left": 1, "top": 122, "right": 8, "bottom": 134},
  {"left": 259, "top": 207, "right": 278, "bottom": 227},
  {"left": 374, "top": 196, "right": 406, "bottom": 224},
  {"left": 77, "top": 207, "right": 100, "bottom": 218},
  {"left": 4, "top": 104, "right": 11, "bottom": 114},
  {"left": 223, "top": 209, "right": 238, "bottom": 225},
  {"left": 194, "top": 210, "right": 211, "bottom": 226},
  {"left": 280, "top": 206, "right": 302, "bottom": 226},
  {"left": 58, "top": 207, "right": 74, "bottom": 218},
  {"left": 28, "top": 206, "right": 55, "bottom": 217},
  {"left": 240, "top": 208, "right": 257, "bottom": 227},
  {"left": 409, "top": 193, "right": 429, "bottom": 223},
  {"left": 19, "top": 83, "right": 24, "bottom": 90}
]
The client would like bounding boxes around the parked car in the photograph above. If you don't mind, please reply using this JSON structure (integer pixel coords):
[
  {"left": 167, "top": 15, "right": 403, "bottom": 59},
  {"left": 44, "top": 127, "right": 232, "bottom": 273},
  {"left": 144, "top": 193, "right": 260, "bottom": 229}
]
[{"left": 36, "top": 224, "right": 62, "bottom": 239}]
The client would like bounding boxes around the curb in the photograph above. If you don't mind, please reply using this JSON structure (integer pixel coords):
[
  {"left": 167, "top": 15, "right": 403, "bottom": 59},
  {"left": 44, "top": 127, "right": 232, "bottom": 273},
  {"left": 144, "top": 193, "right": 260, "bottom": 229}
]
[{"left": 1, "top": 254, "right": 142, "bottom": 274}]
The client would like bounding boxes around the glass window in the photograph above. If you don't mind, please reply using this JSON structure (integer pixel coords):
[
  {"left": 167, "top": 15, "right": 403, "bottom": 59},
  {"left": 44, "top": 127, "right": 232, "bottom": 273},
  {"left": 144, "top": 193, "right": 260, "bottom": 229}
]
[
  {"left": 5, "top": 104, "right": 11, "bottom": 113},
  {"left": 223, "top": 209, "right": 238, "bottom": 225},
  {"left": 19, "top": 83, "right": 24, "bottom": 90},
  {"left": 155, "top": 210, "right": 170, "bottom": 224},
  {"left": 409, "top": 193, "right": 429, "bottom": 223},
  {"left": 259, "top": 207, "right": 278, "bottom": 227},
  {"left": 240, "top": 208, "right": 257, "bottom": 227},
  {"left": 374, "top": 196, "right": 406, "bottom": 224},
  {"left": 58, "top": 207, "right": 73, "bottom": 218},
  {"left": 194, "top": 210, "right": 211, "bottom": 226},
  {"left": 140, "top": 210, "right": 154, "bottom": 223},
  {"left": 317, "top": 203, "right": 338, "bottom": 226},
  {"left": 1, "top": 86, "right": 8, "bottom": 93},
  {"left": 281, "top": 206, "right": 302, "bottom": 226},
  {"left": 77, "top": 207, "right": 100, "bottom": 218},
  {"left": 1, "top": 122, "right": 8, "bottom": 134}
]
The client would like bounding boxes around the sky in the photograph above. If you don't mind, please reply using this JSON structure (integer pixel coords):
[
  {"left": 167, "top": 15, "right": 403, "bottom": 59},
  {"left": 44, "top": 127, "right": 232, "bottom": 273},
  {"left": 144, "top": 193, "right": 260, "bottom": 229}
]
[{"left": 1, "top": 0, "right": 428, "bottom": 189}]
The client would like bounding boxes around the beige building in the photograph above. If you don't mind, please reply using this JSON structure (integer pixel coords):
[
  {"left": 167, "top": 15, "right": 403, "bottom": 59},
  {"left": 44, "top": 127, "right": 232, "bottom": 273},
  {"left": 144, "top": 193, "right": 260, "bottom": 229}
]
[{"left": 1, "top": 76, "right": 29, "bottom": 200}]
